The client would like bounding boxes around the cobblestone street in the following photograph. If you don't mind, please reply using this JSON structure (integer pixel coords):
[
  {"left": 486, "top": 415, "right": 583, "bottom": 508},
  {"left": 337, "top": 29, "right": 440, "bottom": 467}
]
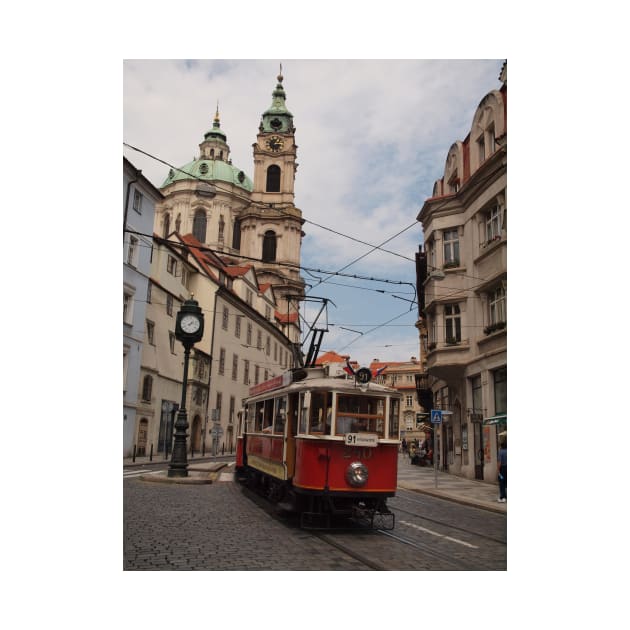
[{"left": 124, "top": 478, "right": 370, "bottom": 570}]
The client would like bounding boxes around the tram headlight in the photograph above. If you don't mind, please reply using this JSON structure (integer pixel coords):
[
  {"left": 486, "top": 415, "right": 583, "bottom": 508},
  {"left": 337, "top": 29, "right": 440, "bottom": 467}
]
[{"left": 346, "top": 462, "right": 369, "bottom": 487}]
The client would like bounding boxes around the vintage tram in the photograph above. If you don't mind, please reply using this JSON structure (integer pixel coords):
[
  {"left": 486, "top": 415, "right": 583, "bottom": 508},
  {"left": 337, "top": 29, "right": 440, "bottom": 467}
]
[{"left": 235, "top": 365, "right": 402, "bottom": 529}]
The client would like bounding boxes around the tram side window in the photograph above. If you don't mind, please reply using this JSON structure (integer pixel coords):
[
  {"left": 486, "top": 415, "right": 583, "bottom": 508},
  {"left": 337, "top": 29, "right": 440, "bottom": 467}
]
[
  {"left": 309, "top": 391, "right": 331, "bottom": 435},
  {"left": 247, "top": 404, "right": 256, "bottom": 432},
  {"left": 262, "top": 399, "right": 274, "bottom": 432},
  {"left": 254, "top": 401, "right": 265, "bottom": 431},
  {"left": 388, "top": 398, "right": 400, "bottom": 439},
  {"left": 274, "top": 396, "right": 287, "bottom": 435},
  {"left": 298, "top": 392, "right": 309, "bottom": 434}
]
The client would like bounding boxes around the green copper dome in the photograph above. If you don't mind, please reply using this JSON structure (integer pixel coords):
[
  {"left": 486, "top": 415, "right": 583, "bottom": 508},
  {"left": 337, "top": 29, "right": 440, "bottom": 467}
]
[
  {"left": 161, "top": 159, "right": 253, "bottom": 192},
  {"left": 261, "top": 68, "right": 294, "bottom": 133}
]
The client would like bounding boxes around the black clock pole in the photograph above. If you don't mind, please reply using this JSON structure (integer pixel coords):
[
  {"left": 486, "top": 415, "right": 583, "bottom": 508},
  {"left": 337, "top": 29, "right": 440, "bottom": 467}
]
[
  {"left": 168, "top": 342, "right": 192, "bottom": 477},
  {"left": 169, "top": 297, "right": 205, "bottom": 478}
]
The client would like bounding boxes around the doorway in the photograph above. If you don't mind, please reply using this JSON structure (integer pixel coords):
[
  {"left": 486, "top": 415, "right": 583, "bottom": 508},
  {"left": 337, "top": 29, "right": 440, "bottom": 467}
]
[
  {"left": 473, "top": 422, "right": 484, "bottom": 479},
  {"left": 137, "top": 418, "right": 148, "bottom": 456}
]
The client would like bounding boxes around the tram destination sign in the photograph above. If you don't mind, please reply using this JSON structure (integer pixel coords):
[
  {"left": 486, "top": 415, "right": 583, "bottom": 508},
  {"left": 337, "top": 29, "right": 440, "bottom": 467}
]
[{"left": 344, "top": 433, "right": 378, "bottom": 447}]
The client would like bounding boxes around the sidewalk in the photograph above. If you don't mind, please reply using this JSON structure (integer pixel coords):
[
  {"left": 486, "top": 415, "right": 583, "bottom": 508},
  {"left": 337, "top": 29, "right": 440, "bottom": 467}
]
[
  {"left": 396, "top": 453, "right": 507, "bottom": 514},
  {"left": 123, "top": 452, "right": 506, "bottom": 513}
]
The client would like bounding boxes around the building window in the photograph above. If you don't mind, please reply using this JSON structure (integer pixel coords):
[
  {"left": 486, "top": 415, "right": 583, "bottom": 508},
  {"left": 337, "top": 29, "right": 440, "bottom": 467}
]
[
  {"left": 485, "top": 205, "right": 502, "bottom": 243},
  {"left": 123, "top": 292, "right": 133, "bottom": 324},
  {"left": 266, "top": 335, "right": 270, "bottom": 356},
  {"left": 222, "top": 307, "right": 229, "bottom": 330},
  {"left": 471, "top": 375, "right": 483, "bottom": 416},
  {"left": 193, "top": 209, "right": 207, "bottom": 242},
  {"left": 181, "top": 267, "right": 189, "bottom": 288},
  {"left": 265, "top": 305, "right": 271, "bottom": 320},
  {"left": 141, "top": 375, "right": 153, "bottom": 401},
  {"left": 405, "top": 395, "right": 413, "bottom": 407},
  {"left": 146, "top": 283, "right": 152, "bottom": 304},
  {"left": 218, "top": 215, "right": 225, "bottom": 242},
  {"left": 216, "top": 392, "right": 222, "bottom": 421},
  {"left": 477, "top": 134, "right": 485, "bottom": 163},
  {"left": 262, "top": 231, "right": 277, "bottom": 262},
  {"left": 235, "top": 316, "right": 241, "bottom": 338},
  {"left": 443, "top": 229, "right": 459, "bottom": 266},
  {"left": 247, "top": 323, "right": 252, "bottom": 346},
  {"left": 232, "top": 354, "right": 238, "bottom": 381},
  {"left": 254, "top": 365, "right": 260, "bottom": 385},
  {"left": 244, "top": 359, "right": 250, "bottom": 385},
  {"left": 229, "top": 396, "right": 236, "bottom": 425},
  {"left": 232, "top": 219, "right": 241, "bottom": 250},
  {"left": 266, "top": 165, "right": 281, "bottom": 192},
  {"left": 489, "top": 285, "right": 507, "bottom": 325},
  {"left": 175, "top": 213, "right": 181, "bottom": 233},
  {"left": 494, "top": 367, "right": 507, "bottom": 415},
  {"left": 219, "top": 348, "right": 226, "bottom": 375},
  {"left": 274, "top": 342, "right": 278, "bottom": 362},
  {"left": 163, "top": 213, "right": 170, "bottom": 239},
  {"left": 166, "top": 294, "right": 173, "bottom": 316},
  {"left": 133, "top": 190, "right": 143, "bottom": 213},
  {"left": 167, "top": 255, "right": 177, "bottom": 275},
  {"left": 444, "top": 304, "right": 461, "bottom": 343},
  {"left": 257, "top": 330, "right": 262, "bottom": 350},
  {"left": 246, "top": 289, "right": 253, "bottom": 306},
  {"left": 169, "top": 332, "right": 176, "bottom": 353},
  {"left": 487, "top": 123, "right": 496, "bottom": 155},
  {"left": 147, "top": 320, "right": 155, "bottom": 345},
  {"left": 127, "top": 236, "right": 138, "bottom": 266}
]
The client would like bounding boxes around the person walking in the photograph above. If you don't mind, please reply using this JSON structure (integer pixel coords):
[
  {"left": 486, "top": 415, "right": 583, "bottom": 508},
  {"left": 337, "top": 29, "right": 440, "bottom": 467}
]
[{"left": 497, "top": 438, "right": 507, "bottom": 502}]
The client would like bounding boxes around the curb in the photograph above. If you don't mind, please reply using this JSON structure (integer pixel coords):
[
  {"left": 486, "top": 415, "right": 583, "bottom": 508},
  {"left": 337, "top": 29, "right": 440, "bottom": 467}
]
[{"left": 397, "top": 483, "right": 507, "bottom": 515}]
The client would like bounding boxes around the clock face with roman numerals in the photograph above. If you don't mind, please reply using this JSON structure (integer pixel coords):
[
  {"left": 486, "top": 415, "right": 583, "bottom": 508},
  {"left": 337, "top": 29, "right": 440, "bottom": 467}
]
[{"left": 265, "top": 135, "right": 284, "bottom": 152}]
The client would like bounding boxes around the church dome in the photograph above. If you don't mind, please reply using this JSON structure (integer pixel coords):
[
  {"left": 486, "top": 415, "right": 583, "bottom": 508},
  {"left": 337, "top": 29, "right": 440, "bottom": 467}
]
[{"left": 161, "top": 159, "right": 253, "bottom": 192}]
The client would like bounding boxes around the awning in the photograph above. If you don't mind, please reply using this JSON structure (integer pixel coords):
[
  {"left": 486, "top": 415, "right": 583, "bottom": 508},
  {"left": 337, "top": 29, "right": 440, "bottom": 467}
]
[{"left": 483, "top": 414, "right": 507, "bottom": 425}]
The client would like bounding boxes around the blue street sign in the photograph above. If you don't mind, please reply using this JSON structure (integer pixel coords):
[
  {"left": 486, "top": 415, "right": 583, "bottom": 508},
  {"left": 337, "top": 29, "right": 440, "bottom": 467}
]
[{"left": 431, "top": 409, "right": 443, "bottom": 424}]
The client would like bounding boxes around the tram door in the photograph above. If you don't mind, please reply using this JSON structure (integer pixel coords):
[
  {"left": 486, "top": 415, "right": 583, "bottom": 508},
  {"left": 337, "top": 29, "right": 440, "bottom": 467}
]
[{"left": 285, "top": 393, "right": 299, "bottom": 478}]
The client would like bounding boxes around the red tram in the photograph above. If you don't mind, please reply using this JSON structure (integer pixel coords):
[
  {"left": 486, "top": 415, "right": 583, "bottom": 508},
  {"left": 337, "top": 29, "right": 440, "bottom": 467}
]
[{"left": 235, "top": 365, "right": 402, "bottom": 529}]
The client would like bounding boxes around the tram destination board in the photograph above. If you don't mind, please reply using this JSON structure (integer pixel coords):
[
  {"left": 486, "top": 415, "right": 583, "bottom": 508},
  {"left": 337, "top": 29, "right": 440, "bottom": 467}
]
[{"left": 344, "top": 433, "right": 378, "bottom": 447}]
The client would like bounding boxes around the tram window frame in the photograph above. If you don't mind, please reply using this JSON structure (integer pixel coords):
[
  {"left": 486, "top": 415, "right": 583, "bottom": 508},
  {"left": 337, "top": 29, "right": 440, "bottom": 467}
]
[
  {"left": 262, "top": 399, "right": 274, "bottom": 432},
  {"left": 298, "top": 392, "right": 310, "bottom": 434},
  {"left": 273, "top": 396, "right": 287, "bottom": 435},
  {"left": 334, "top": 394, "right": 386, "bottom": 437},
  {"left": 388, "top": 397, "right": 401, "bottom": 439},
  {"left": 309, "top": 391, "right": 331, "bottom": 435}
]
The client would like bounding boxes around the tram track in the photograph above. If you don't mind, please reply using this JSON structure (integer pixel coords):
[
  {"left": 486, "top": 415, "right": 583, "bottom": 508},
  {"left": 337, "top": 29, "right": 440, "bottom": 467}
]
[{"left": 392, "top": 491, "right": 507, "bottom": 545}]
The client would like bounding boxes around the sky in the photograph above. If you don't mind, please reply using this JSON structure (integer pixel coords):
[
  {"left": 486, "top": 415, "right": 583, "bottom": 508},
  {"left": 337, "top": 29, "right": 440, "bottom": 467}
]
[{"left": 123, "top": 59, "right": 504, "bottom": 367}]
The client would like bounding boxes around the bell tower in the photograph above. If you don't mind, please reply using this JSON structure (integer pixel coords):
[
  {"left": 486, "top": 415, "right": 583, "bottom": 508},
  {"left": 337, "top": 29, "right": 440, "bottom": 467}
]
[{"left": 238, "top": 67, "right": 305, "bottom": 325}]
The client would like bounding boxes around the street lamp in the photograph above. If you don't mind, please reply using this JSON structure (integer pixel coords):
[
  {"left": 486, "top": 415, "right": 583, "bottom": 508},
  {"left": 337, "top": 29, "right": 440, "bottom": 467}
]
[{"left": 168, "top": 296, "right": 205, "bottom": 478}]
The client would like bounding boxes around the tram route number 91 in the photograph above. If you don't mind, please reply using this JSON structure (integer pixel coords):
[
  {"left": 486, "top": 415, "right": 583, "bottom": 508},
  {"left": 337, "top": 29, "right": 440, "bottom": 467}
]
[{"left": 344, "top": 433, "right": 378, "bottom": 447}]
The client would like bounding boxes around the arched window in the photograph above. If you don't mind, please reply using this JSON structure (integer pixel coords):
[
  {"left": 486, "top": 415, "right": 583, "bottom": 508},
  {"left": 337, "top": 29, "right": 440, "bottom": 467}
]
[
  {"left": 266, "top": 165, "right": 281, "bottom": 192},
  {"left": 142, "top": 375, "right": 153, "bottom": 401},
  {"left": 232, "top": 219, "right": 241, "bottom": 250},
  {"left": 192, "top": 209, "right": 207, "bottom": 242},
  {"left": 262, "top": 230, "right": 277, "bottom": 262},
  {"left": 175, "top": 213, "right": 181, "bottom": 233},
  {"left": 163, "top": 213, "right": 170, "bottom": 239}
]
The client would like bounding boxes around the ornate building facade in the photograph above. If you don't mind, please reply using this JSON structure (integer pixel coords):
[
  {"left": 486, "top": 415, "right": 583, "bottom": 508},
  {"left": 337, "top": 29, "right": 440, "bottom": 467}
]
[{"left": 417, "top": 62, "right": 507, "bottom": 482}]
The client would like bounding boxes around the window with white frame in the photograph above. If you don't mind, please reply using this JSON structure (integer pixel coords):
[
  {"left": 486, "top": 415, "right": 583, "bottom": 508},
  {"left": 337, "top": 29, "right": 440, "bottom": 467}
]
[
  {"left": 444, "top": 304, "right": 461, "bottom": 343},
  {"left": 222, "top": 307, "right": 229, "bottom": 330},
  {"left": 485, "top": 205, "right": 502, "bottom": 243},
  {"left": 489, "top": 285, "right": 506, "bottom": 325},
  {"left": 243, "top": 359, "right": 250, "bottom": 385},
  {"left": 257, "top": 330, "right": 262, "bottom": 350},
  {"left": 265, "top": 305, "right": 271, "bottom": 320},
  {"left": 235, "top": 316, "right": 241, "bottom": 338},
  {"left": 246, "top": 290, "right": 253, "bottom": 306},
  {"left": 146, "top": 320, "right": 155, "bottom": 345},
  {"left": 406, "top": 395, "right": 413, "bottom": 407},
  {"left": 127, "top": 236, "right": 138, "bottom": 266},
  {"left": 167, "top": 255, "right": 177, "bottom": 275},
  {"left": 443, "top": 229, "right": 459, "bottom": 266},
  {"left": 219, "top": 348, "right": 226, "bottom": 375},
  {"left": 232, "top": 354, "right": 238, "bottom": 381},
  {"left": 133, "top": 190, "right": 143, "bottom": 213},
  {"left": 123, "top": 292, "right": 133, "bottom": 324},
  {"left": 247, "top": 323, "right": 252, "bottom": 346}
]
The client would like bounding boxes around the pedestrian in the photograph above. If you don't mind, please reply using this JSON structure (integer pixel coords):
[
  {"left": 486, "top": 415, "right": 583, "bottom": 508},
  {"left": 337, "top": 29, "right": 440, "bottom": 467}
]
[
  {"left": 497, "top": 438, "right": 507, "bottom": 502},
  {"left": 401, "top": 438, "right": 407, "bottom": 454}
]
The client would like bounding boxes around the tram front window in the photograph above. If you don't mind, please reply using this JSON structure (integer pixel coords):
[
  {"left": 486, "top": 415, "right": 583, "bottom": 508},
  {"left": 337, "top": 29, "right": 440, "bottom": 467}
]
[
  {"left": 309, "top": 391, "right": 331, "bottom": 435},
  {"left": 335, "top": 394, "right": 385, "bottom": 437}
]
